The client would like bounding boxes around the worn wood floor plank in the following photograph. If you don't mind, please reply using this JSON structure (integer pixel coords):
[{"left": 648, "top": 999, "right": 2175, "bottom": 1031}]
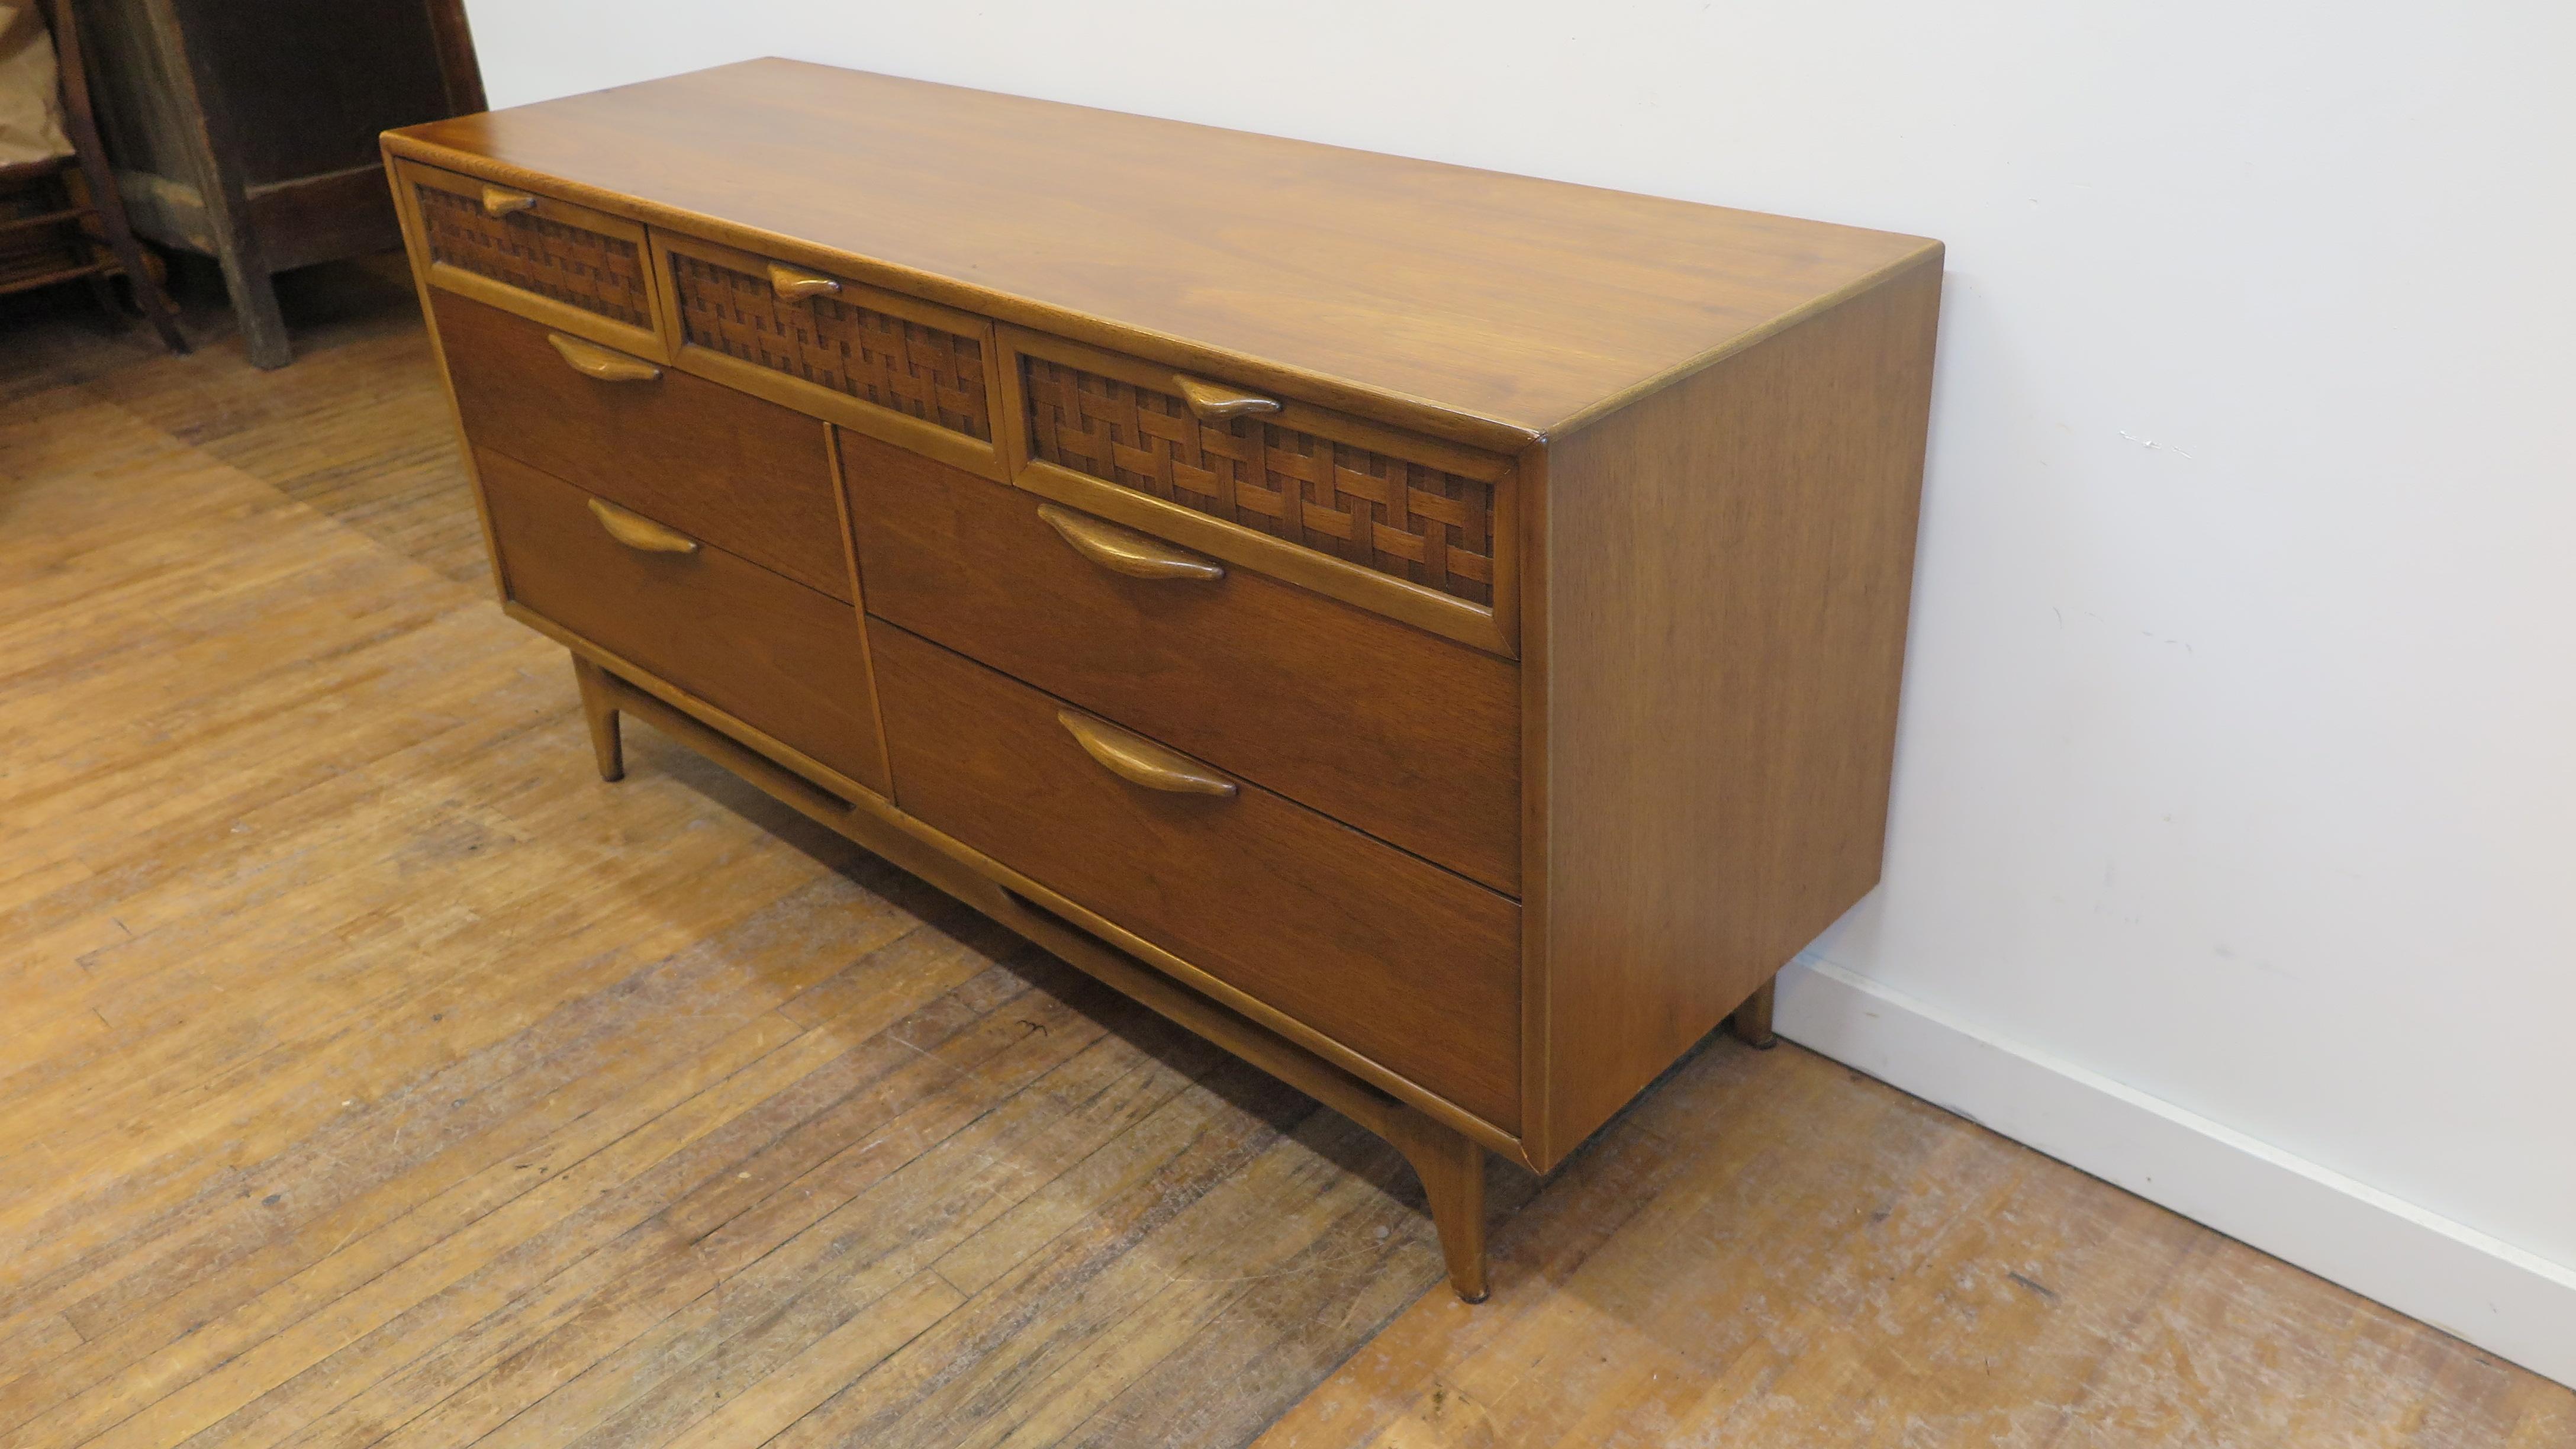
[{"left": 3, "top": 886, "right": 918, "bottom": 1432}]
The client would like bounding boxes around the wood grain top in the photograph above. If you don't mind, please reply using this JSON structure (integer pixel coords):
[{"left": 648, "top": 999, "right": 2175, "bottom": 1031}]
[{"left": 384, "top": 60, "right": 1940, "bottom": 439}]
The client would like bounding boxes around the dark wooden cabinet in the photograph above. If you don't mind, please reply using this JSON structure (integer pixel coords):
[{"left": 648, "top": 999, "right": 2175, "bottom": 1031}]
[
  {"left": 81, "top": 0, "right": 482, "bottom": 366},
  {"left": 385, "top": 60, "right": 1943, "bottom": 1302}
]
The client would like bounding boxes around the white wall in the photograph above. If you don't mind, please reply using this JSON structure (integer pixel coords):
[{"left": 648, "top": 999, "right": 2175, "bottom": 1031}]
[{"left": 466, "top": 1, "right": 2576, "bottom": 1379}]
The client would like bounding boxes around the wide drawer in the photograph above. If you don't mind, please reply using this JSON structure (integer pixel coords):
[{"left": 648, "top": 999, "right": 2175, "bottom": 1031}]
[
  {"left": 1000, "top": 327, "right": 1519, "bottom": 656},
  {"left": 437, "top": 291, "right": 851, "bottom": 601},
  {"left": 478, "top": 449, "right": 889, "bottom": 795},
  {"left": 653, "top": 230, "right": 1004, "bottom": 481},
  {"left": 844, "top": 430, "right": 1520, "bottom": 894},
  {"left": 398, "top": 159, "right": 662, "bottom": 357},
  {"left": 870, "top": 620, "right": 1521, "bottom": 1129}
]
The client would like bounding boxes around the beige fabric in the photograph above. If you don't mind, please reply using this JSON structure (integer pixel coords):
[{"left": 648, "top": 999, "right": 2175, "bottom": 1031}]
[{"left": 0, "top": 2, "right": 72, "bottom": 166}]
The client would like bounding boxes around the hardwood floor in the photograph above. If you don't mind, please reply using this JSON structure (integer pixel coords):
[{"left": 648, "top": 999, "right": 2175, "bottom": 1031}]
[
  {"left": 1257, "top": 1040, "right": 2574, "bottom": 1448},
  {"left": 4, "top": 269, "right": 2567, "bottom": 1448}
]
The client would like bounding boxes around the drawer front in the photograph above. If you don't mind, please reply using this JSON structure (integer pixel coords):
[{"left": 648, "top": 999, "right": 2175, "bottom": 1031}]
[
  {"left": 398, "top": 160, "right": 662, "bottom": 356},
  {"left": 870, "top": 621, "right": 1521, "bottom": 1129},
  {"left": 653, "top": 230, "right": 1005, "bottom": 481},
  {"left": 1002, "top": 328, "right": 1518, "bottom": 656},
  {"left": 479, "top": 449, "right": 889, "bottom": 795},
  {"left": 436, "top": 291, "right": 851, "bottom": 601},
  {"left": 844, "top": 430, "right": 1521, "bottom": 895}
]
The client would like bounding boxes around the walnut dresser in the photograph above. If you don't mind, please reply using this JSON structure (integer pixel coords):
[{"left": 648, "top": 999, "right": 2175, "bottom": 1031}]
[{"left": 381, "top": 59, "right": 1942, "bottom": 1302}]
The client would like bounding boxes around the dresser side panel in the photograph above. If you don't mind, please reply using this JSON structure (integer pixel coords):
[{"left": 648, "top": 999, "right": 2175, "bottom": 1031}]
[
  {"left": 384, "top": 143, "right": 505, "bottom": 603},
  {"left": 1537, "top": 256, "right": 1942, "bottom": 1158}
]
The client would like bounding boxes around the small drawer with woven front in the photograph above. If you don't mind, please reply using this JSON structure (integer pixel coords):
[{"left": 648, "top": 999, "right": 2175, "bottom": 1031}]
[
  {"left": 399, "top": 160, "right": 661, "bottom": 356},
  {"left": 653, "top": 230, "right": 1004, "bottom": 480},
  {"left": 1003, "top": 328, "right": 1519, "bottom": 656}
]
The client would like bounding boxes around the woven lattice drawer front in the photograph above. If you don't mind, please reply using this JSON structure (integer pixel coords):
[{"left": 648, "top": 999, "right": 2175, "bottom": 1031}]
[
  {"left": 1022, "top": 356, "right": 1502, "bottom": 609},
  {"left": 668, "top": 253, "right": 992, "bottom": 442},
  {"left": 416, "top": 183, "right": 651, "bottom": 329}
]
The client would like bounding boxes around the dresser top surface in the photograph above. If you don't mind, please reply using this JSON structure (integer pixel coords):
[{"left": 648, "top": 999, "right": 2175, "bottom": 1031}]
[{"left": 388, "top": 59, "right": 1939, "bottom": 439}]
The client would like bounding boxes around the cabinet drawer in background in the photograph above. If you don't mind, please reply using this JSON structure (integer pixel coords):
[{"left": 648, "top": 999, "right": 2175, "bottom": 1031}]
[
  {"left": 870, "top": 620, "right": 1521, "bottom": 1129},
  {"left": 399, "top": 159, "right": 662, "bottom": 356},
  {"left": 653, "top": 230, "right": 1004, "bottom": 481},
  {"left": 1002, "top": 328, "right": 1519, "bottom": 656},
  {"left": 478, "top": 449, "right": 889, "bottom": 796},
  {"left": 436, "top": 292, "right": 850, "bottom": 601},
  {"left": 843, "top": 430, "right": 1521, "bottom": 895}
]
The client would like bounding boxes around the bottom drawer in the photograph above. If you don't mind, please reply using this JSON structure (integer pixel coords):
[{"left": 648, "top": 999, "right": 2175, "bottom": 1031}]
[
  {"left": 478, "top": 449, "right": 890, "bottom": 795},
  {"left": 869, "top": 620, "right": 1521, "bottom": 1129}
]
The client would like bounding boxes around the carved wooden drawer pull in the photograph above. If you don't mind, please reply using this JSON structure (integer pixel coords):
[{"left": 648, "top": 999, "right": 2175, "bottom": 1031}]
[
  {"left": 1173, "top": 375, "right": 1280, "bottom": 422},
  {"left": 587, "top": 498, "right": 700, "bottom": 555},
  {"left": 1036, "top": 504, "right": 1225, "bottom": 581},
  {"left": 766, "top": 262, "right": 842, "bottom": 300},
  {"left": 1057, "top": 710, "right": 1238, "bottom": 798},
  {"left": 547, "top": 333, "right": 662, "bottom": 382},
  {"left": 479, "top": 184, "right": 536, "bottom": 217}
]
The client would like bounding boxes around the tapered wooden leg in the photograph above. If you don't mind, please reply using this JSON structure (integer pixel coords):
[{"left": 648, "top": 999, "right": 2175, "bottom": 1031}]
[
  {"left": 1381, "top": 1107, "right": 1488, "bottom": 1303},
  {"left": 1731, "top": 976, "right": 1778, "bottom": 1049},
  {"left": 571, "top": 656, "right": 623, "bottom": 781}
]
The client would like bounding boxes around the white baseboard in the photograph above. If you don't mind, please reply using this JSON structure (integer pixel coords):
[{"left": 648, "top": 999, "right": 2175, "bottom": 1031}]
[{"left": 1776, "top": 955, "right": 2576, "bottom": 1389}]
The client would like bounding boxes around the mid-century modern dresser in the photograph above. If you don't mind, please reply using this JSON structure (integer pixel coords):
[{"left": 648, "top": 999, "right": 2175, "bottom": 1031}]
[{"left": 382, "top": 59, "right": 1941, "bottom": 1301}]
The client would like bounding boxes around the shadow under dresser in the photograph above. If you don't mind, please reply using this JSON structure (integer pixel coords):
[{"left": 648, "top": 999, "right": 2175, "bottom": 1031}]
[{"left": 381, "top": 58, "right": 1943, "bottom": 1302}]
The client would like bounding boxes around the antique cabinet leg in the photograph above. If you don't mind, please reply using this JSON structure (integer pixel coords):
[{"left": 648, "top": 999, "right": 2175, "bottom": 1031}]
[
  {"left": 1731, "top": 977, "right": 1778, "bottom": 1049},
  {"left": 571, "top": 656, "right": 623, "bottom": 781},
  {"left": 1381, "top": 1107, "right": 1489, "bottom": 1303},
  {"left": 218, "top": 262, "right": 292, "bottom": 371}
]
